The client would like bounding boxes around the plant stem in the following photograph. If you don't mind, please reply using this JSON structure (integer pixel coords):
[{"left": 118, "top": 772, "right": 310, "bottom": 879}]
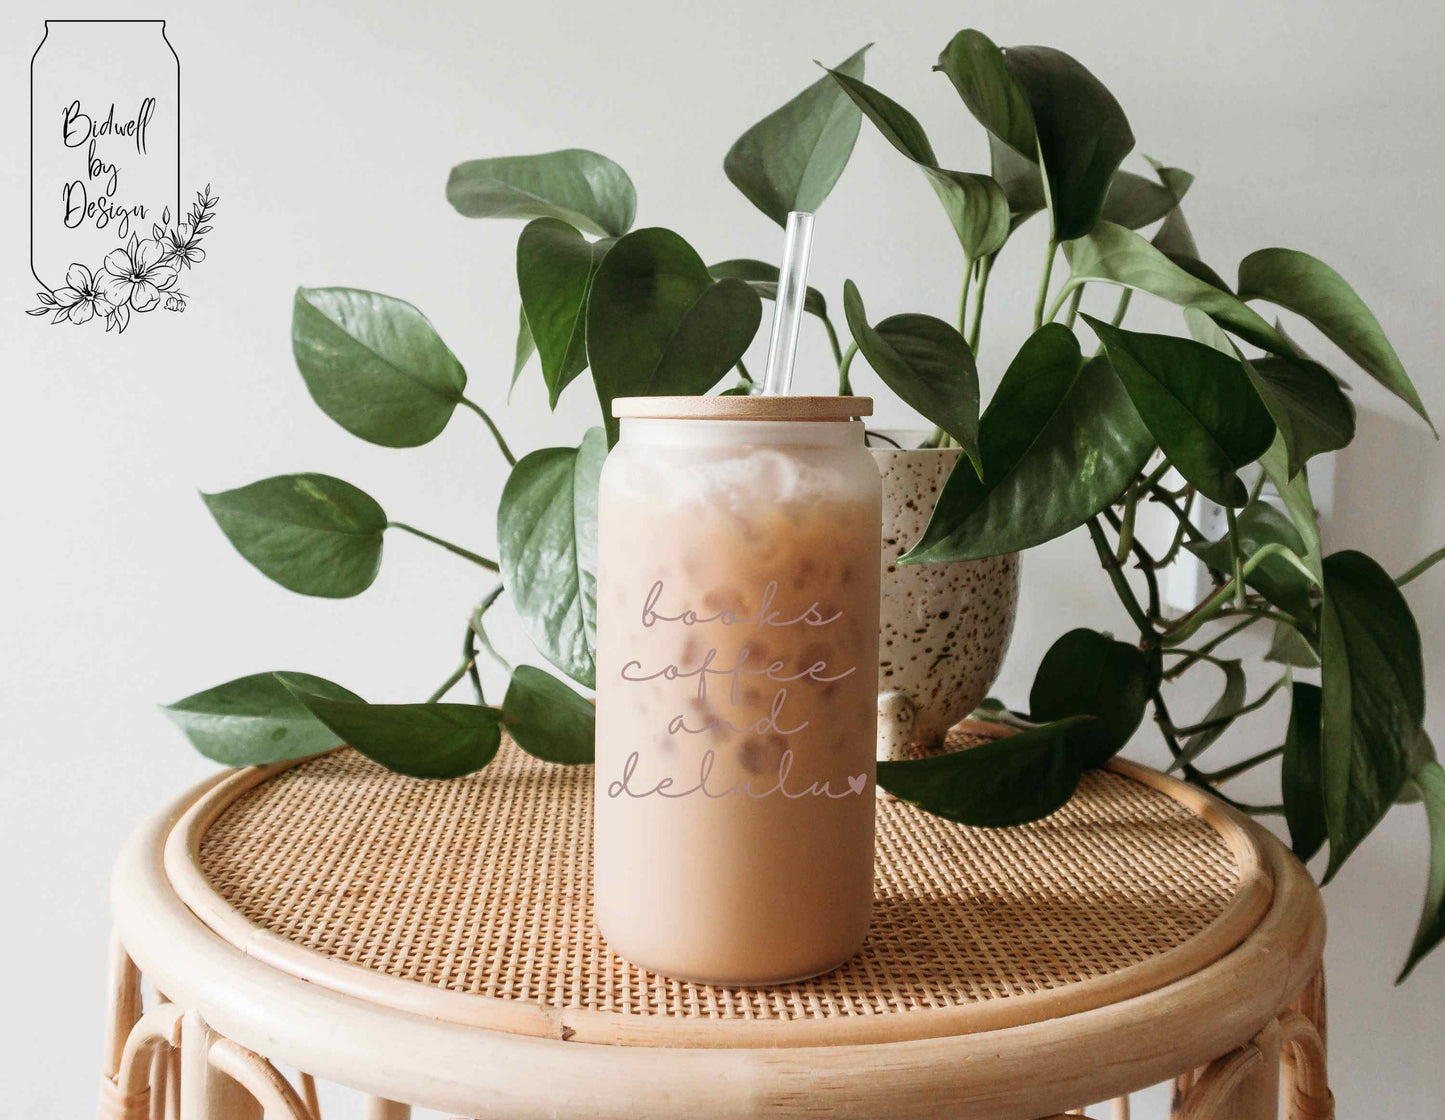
[
  {"left": 1157, "top": 489, "right": 1196, "bottom": 567},
  {"left": 1109, "top": 288, "right": 1133, "bottom": 327},
  {"left": 464, "top": 620, "right": 484, "bottom": 703},
  {"left": 1215, "top": 605, "right": 1298, "bottom": 626},
  {"left": 736, "top": 357, "right": 755, "bottom": 384},
  {"left": 1164, "top": 615, "right": 1260, "bottom": 679},
  {"left": 1148, "top": 485, "right": 1208, "bottom": 544},
  {"left": 427, "top": 657, "right": 475, "bottom": 703},
  {"left": 967, "top": 255, "right": 995, "bottom": 354},
  {"left": 957, "top": 258, "right": 974, "bottom": 335},
  {"left": 1225, "top": 505, "right": 1246, "bottom": 609},
  {"left": 470, "top": 598, "right": 513, "bottom": 675},
  {"left": 1167, "top": 674, "right": 1290, "bottom": 737},
  {"left": 1141, "top": 458, "right": 1173, "bottom": 492},
  {"left": 1086, "top": 516, "right": 1155, "bottom": 639},
  {"left": 838, "top": 342, "right": 859, "bottom": 396},
  {"left": 1102, "top": 504, "right": 1160, "bottom": 618},
  {"left": 1063, "top": 285, "right": 1085, "bottom": 329},
  {"left": 1197, "top": 746, "right": 1285, "bottom": 785},
  {"left": 822, "top": 316, "right": 845, "bottom": 372},
  {"left": 1114, "top": 486, "right": 1139, "bottom": 565},
  {"left": 1033, "top": 238, "right": 1059, "bottom": 330},
  {"left": 1163, "top": 544, "right": 1319, "bottom": 646},
  {"left": 1397, "top": 546, "right": 1445, "bottom": 588},
  {"left": 1151, "top": 690, "right": 1282, "bottom": 814},
  {"left": 458, "top": 396, "right": 518, "bottom": 466},
  {"left": 387, "top": 522, "right": 500, "bottom": 572}
]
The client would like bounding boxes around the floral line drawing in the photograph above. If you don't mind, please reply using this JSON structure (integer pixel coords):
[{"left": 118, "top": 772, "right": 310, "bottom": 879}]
[{"left": 27, "top": 184, "right": 217, "bottom": 332}]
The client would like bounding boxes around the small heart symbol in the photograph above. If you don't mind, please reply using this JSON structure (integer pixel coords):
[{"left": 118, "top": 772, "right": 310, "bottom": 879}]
[{"left": 847, "top": 773, "right": 868, "bottom": 796}]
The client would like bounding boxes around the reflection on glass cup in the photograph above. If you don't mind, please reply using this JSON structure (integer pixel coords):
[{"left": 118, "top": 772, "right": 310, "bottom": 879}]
[{"left": 595, "top": 397, "right": 882, "bottom": 984}]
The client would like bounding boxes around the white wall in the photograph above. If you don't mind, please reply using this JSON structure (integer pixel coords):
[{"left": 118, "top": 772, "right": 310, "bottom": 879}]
[{"left": 2, "top": 0, "right": 1442, "bottom": 1115}]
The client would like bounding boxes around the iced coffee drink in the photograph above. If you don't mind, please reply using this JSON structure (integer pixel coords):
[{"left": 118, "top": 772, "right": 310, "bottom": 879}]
[{"left": 595, "top": 396, "right": 881, "bottom": 984}]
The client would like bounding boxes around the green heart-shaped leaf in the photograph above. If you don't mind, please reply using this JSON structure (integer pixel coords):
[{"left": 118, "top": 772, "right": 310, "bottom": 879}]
[
  {"left": 921, "top": 168, "right": 1011, "bottom": 261},
  {"left": 283, "top": 681, "right": 504, "bottom": 779},
  {"left": 1171, "top": 659, "right": 1247, "bottom": 773},
  {"left": 516, "top": 219, "right": 610, "bottom": 408},
  {"left": 1083, "top": 315, "right": 1275, "bottom": 507},
  {"left": 1188, "top": 500, "right": 1315, "bottom": 622},
  {"left": 936, "top": 32, "right": 1134, "bottom": 241},
  {"left": 877, "top": 716, "right": 1091, "bottom": 827},
  {"left": 1187, "top": 310, "right": 1354, "bottom": 480},
  {"left": 1276, "top": 317, "right": 1351, "bottom": 389},
  {"left": 1101, "top": 166, "right": 1193, "bottom": 230},
  {"left": 586, "top": 228, "right": 762, "bottom": 445},
  {"left": 1004, "top": 45, "right": 1135, "bottom": 240},
  {"left": 987, "top": 135, "right": 1046, "bottom": 232},
  {"left": 512, "top": 305, "right": 535, "bottom": 395},
  {"left": 446, "top": 149, "right": 636, "bottom": 238},
  {"left": 1258, "top": 435, "right": 1323, "bottom": 584},
  {"left": 1064, "top": 224, "right": 1287, "bottom": 353},
  {"left": 292, "top": 287, "right": 467, "bottom": 448},
  {"left": 1144, "top": 158, "right": 1199, "bottom": 256},
  {"left": 1320, "top": 550, "right": 1426, "bottom": 880},
  {"left": 904, "top": 325, "right": 1153, "bottom": 564},
  {"left": 202, "top": 473, "right": 386, "bottom": 598},
  {"left": 1398, "top": 760, "right": 1445, "bottom": 981},
  {"left": 1028, "top": 628, "right": 1153, "bottom": 768},
  {"left": 1238, "top": 248, "right": 1434, "bottom": 434},
  {"left": 1152, "top": 206, "right": 1198, "bottom": 259},
  {"left": 842, "top": 280, "right": 981, "bottom": 476},
  {"left": 1245, "top": 355, "right": 1356, "bottom": 478},
  {"left": 825, "top": 69, "right": 1009, "bottom": 260},
  {"left": 823, "top": 67, "right": 935, "bottom": 162},
  {"left": 162, "top": 671, "right": 364, "bottom": 766},
  {"left": 725, "top": 45, "right": 870, "bottom": 226},
  {"left": 709, "top": 259, "right": 827, "bottom": 319},
  {"left": 1267, "top": 621, "right": 1321, "bottom": 669},
  {"left": 935, "top": 30, "right": 1037, "bottom": 160},
  {"left": 1398, "top": 732, "right": 1439, "bottom": 805},
  {"left": 502, "top": 665, "right": 595, "bottom": 764},
  {"left": 498, "top": 428, "right": 606, "bottom": 688},
  {"left": 1282, "top": 681, "right": 1327, "bottom": 862}
]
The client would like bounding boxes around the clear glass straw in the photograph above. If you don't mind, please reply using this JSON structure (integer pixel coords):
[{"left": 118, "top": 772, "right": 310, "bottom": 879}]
[{"left": 761, "top": 210, "right": 816, "bottom": 396}]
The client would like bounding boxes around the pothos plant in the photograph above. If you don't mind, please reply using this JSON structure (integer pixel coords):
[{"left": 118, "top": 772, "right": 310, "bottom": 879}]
[{"left": 162, "top": 30, "right": 1445, "bottom": 980}]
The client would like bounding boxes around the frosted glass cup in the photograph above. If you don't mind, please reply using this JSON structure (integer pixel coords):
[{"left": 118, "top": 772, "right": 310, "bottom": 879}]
[{"left": 595, "top": 396, "right": 882, "bottom": 984}]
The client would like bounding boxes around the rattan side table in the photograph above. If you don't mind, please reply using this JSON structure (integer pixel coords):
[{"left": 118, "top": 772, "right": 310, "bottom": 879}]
[{"left": 100, "top": 724, "right": 1332, "bottom": 1120}]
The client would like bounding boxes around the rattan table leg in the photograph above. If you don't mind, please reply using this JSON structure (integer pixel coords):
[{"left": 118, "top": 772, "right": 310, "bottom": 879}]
[
  {"left": 1280, "top": 1009, "right": 1333, "bottom": 1120},
  {"left": 1170, "top": 1069, "right": 1201, "bottom": 1119},
  {"left": 1291, "top": 968, "right": 1327, "bottom": 1051},
  {"left": 100, "top": 930, "right": 146, "bottom": 1120},
  {"left": 1179, "top": 1020, "right": 1282, "bottom": 1120},
  {"left": 150, "top": 1046, "right": 169, "bottom": 1120},
  {"left": 178, "top": 1013, "right": 261, "bottom": 1120},
  {"left": 363, "top": 1098, "right": 411, "bottom": 1119},
  {"left": 166, "top": 1048, "right": 182, "bottom": 1120},
  {"left": 298, "top": 1072, "right": 321, "bottom": 1119}
]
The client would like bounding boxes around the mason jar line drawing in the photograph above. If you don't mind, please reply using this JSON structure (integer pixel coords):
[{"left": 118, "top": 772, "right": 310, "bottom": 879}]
[{"left": 30, "top": 19, "right": 181, "bottom": 292}]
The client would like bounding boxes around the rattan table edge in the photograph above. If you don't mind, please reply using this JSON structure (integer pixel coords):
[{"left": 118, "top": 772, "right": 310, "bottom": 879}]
[
  {"left": 160, "top": 753, "right": 1274, "bottom": 1050},
  {"left": 111, "top": 780, "right": 1326, "bottom": 1120}
]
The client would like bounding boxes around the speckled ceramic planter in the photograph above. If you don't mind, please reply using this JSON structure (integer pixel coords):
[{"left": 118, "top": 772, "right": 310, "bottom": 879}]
[{"left": 872, "top": 445, "right": 1020, "bottom": 759}]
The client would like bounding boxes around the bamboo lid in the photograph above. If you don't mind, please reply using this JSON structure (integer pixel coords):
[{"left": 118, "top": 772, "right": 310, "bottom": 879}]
[{"left": 612, "top": 395, "right": 872, "bottom": 421}]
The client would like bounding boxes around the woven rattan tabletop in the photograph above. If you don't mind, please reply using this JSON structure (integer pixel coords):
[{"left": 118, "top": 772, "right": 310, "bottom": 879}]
[{"left": 163, "top": 723, "right": 1273, "bottom": 1048}]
